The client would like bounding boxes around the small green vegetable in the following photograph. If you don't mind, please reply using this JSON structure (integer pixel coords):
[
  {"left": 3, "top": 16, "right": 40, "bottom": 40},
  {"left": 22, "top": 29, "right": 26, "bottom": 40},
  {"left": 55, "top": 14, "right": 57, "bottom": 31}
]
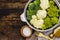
[
  {"left": 49, "top": 1, "right": 54, "bottom": 5},
  {"left": 26, "top": 10, "right": 37, "bottom": 20},
  {"left": 41, "top": 24, "right": 46, "bottom": 30},
  {"left": 34, "top": 0, "right": 40, "bottom": 6},
  {"left": 51, "top": 17, "right": 58, "bottom": 25},
  {"left": 27, "top": 16, "right": 32, "bottom": 21},
  {"left": 47, "top": 7, "right": 59, "bottom": 17},
  {"left": 44, "top": 17, "right": 52, "bottom": 29},
  {"left": 28, "top": 3, "right": 35, "bottom": 10},
  {"left": 47, "top": 0, "right": 59, "bottom": 17}
]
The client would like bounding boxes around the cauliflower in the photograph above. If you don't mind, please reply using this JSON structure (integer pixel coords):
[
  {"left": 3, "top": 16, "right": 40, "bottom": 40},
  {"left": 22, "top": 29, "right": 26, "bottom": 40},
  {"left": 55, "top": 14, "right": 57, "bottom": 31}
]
[
  {"left": 30, "top": 19, "right": 37, "bottom": 24},
  {"left": 37, "top": 20, "right": 44, "bottom": 26},
  {"left": 30, "top": 18, "right": 44, "bottom": 28},
  {"left": 37, "top": 10, "right": 47, "bottom": 19},
  {"left": 32, "top": 15, "right": 37, "bottom": 19},
  {"left": 40, "top": 0, "right": 50, "bottom": 9}
]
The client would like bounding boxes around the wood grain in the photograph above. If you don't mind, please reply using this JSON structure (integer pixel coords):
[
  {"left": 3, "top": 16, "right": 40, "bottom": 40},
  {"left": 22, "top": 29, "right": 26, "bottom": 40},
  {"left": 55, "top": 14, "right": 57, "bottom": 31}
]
[
  {"left": 0, "top": 0, "right": 38, "bottom": 40},
  {"left": 0, "top": 0, "right": 28, "bottom": 9}
]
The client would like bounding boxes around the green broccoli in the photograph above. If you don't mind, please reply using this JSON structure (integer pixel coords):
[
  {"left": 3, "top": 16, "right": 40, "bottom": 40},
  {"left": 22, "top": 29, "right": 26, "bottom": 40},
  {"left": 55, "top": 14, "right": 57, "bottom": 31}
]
[
  {"left": 34, "top": 0, "right": 40, "bottom": 6},
  {"left": 26, "top": 10, "right": 37, "bottom": 20},
  {"left": 28, "top": 3, "right": 35, "bottom": 10},
  {"left": 27, "top": 0, "right": 40, "bottom": 20},
  {"left": 51, "top": 17, "right": 58, "bottom": 25},
  {"left": 28, "top": 0, "right": 40, "bottom": 10},
  {"left": 34, "top": 0, "right": 40, "bottom": 10},
  {"left": 27, "top": 16, "right": 32, "bottom": 21},
  {"left": 44, "top": 17, "right": 52, "bottom": 29}
]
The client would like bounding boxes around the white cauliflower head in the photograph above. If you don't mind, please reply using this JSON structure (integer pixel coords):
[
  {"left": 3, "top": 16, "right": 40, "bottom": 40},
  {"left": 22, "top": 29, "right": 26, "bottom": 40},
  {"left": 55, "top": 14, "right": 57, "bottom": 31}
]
[
  {"left": 37, "top": 10, "right": 47, "bottom": 19},
  {"left": 40, "top": 0, "right": 50, "bottom": 9}
]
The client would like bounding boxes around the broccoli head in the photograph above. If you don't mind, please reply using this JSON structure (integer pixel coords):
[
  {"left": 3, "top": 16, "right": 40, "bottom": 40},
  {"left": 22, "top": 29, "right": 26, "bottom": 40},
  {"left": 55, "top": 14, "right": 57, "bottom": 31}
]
[
  {"left": 26, "top": 10, "right": 37, "bottom": 20},
  {"left": 34, "top": 0, "right": 40, "bottom": 6},
  {"left": 34, "top": 0, "right": 40, "bottom": 10}
]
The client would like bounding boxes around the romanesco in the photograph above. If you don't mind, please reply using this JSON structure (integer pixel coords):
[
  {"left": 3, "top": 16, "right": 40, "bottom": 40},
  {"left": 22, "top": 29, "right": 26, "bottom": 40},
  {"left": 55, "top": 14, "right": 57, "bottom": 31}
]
[
  {"left": 47, "top": 0, "right": 59, "bottom": 17},
  {"left": 51, "top": 17, "right": 58, "bottom": 25},
  {"left": 44, "top": 17, "right": 52, "bottom": 29}
]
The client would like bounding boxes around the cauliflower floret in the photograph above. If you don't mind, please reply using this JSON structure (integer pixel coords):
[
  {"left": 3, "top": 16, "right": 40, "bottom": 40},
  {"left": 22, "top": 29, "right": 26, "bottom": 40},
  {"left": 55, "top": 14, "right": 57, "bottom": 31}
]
[
  {"left": 40, "top": 0, "right": 50, "bottom": 9},
  {"left": 30, "top": 19, "right": 37, "bottom": 24},
  {"left": 36, "top": 19, "right": 44, "bottom": 26},
  {"left": 37, "top": 10, "right": 47, "bottom": 19},
  {"left": 30, "top": 19, "right": 44, "bottom": 28},
  {"left": 34, "top": 19, "right": 44, "bottom": 28},
  {"left": 32, "top": 15, "right": 37, "bottom": 19}
]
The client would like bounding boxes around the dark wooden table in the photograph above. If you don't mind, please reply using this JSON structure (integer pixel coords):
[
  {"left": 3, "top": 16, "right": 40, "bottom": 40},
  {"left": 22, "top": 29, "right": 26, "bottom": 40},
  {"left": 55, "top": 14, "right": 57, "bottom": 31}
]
[{"left": 0, "top": 0, "right": 38, "bottom": 40}]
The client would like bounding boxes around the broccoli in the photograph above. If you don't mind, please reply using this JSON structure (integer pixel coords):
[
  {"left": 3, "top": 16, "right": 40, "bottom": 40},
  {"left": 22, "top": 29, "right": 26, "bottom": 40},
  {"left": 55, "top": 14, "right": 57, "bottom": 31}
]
[
  {"left": 28, "top": 0, "right": 40, "bottom": 10},
  {"left": 27, "top": 0, "right": 40, "bottom": 21},
  {"left": 26, "top": 10, "right": 37, "bottom": 20},
  {"left": 26, "top": 15, "right": 32, "bottom": 21},
  {"left": 34, "top": 0, "right": 40, "bottom": 10},
  {"left": 34, "top": 0, "right": 40, "bottom": 6},
  {"left": 28, "top": 3, "right": 35, "bottom": 10},
  {"left": 51, "top": 17, "right": 58, "bottom": 25},
  {"left": 44, "top": 17, "right": 52, "bottom": 29}
]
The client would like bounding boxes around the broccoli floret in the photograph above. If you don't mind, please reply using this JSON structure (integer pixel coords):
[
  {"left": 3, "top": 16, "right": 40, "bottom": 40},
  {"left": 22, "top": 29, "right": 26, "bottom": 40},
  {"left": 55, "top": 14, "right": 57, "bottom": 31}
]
[
  {"left": 27, "top": 9, "right": 37, "bottom": 20},
  {"left": 28, "top": 0, "right": 40, "bottom": 10},
  {"left": 44, "top": 17, "right": 52, "bottom": 29},
  {"left": 34, "top": 0, "right": 41, "bottom": 10},
  {"left": 27, "top": 10, "right": 36, "bottom": 16},
  {"left": 27, "top": 10, "right": 32, "bottom": 16},
  {"left": 51, "top": 17, "right": 58, "bottom": 25},
  {"left": 27, "top": 0, "right": 40, "bottom": 20},
  {"left": 27, "top": 16, "right": 32, "bottom": 21},
  {"left": 34, "top": 0, "right": 40, "bottom": 6},
  {"left": 28, "top": 3, "right": 35, "bottom": 10}
]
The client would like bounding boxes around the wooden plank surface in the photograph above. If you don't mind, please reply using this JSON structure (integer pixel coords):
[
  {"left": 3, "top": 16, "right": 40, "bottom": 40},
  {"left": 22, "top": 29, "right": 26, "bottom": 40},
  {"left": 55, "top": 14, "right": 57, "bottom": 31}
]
[{"left": 0, "top": 0, "right": 38, "bottom": 40}]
